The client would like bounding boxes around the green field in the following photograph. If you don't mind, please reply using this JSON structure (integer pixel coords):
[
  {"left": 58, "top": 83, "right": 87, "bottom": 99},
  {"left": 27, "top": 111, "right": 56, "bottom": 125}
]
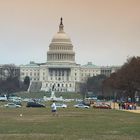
[{"left": 0, "top": 107, "right": 140, "bottom": 140}]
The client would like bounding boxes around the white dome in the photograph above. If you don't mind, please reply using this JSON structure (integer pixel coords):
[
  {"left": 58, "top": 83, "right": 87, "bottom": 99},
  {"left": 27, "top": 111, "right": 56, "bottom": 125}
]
[
  {"left": 51, "top": 32, "right": 71, "bottom": 43},
  {"left": 53, "top": 32, "right": 69, "bottom": 39}
]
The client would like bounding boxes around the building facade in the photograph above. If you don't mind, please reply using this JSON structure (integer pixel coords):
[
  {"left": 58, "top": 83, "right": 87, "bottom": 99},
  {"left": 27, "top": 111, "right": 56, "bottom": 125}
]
[{"left": 20, "top": 18, "right": 119, "bottom": 92}]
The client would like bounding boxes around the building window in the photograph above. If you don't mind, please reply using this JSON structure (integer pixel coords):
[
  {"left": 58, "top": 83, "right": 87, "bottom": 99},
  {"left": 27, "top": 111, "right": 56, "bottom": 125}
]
[
  {"left": 59, "top": 71, "right": 61, "bottom": 76},
  {"left": 55, "top": 72, "right": 57, "bottom": 76},
  {"left": 62, "top": 71, "right": 64, "bottom": 76}
]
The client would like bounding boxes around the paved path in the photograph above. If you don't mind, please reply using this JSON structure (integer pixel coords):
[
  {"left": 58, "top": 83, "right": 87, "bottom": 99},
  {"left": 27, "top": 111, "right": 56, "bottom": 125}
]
[{"left": 125, "top": 110, "right": 140, "bottom": 113}]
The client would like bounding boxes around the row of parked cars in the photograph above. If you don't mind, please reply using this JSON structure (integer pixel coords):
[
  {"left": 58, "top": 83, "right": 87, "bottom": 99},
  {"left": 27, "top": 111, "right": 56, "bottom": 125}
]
[
  {"left": 1, "top": 94, "right": 112, "bottom": 109},
  {"left": 3, "top": 100, "right": 91, "bottom": 109},
  {"left": 1, "top": 95, "right": 111, "bottom": 109},
  {"left": 4, "top": 101, "right": 111, "bottom": 109},
  {"left": 4, "top": 103, "right": 90, "bottom": 109},
  {"left": 3, "top": 102, "right": 68, "bottom": 108}
]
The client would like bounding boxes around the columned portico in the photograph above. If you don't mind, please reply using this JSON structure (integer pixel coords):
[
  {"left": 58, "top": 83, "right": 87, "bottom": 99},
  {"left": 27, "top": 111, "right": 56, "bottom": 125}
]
[{"left": 48, "top": 68, "right": 70, "bottom": 81}]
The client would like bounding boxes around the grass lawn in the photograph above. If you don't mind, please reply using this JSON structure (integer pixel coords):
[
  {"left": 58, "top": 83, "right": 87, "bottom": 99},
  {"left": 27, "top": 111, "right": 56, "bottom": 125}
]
[{"left": 0, "top": 107, "right": 140, "bottom": 140}]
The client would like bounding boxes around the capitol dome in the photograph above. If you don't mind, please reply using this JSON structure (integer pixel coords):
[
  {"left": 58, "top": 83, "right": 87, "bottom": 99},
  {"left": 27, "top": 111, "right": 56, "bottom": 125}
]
[
  {"left": 47, "top": 18, "right": 75, "bottom": 63},
  {"left": 52, "top": 32, "right": 71, "bottom": 43}
]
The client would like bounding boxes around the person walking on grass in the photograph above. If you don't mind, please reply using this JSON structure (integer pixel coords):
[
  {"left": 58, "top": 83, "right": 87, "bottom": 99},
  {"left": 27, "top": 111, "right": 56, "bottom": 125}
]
[{"left": 51, "top": 101, "right": 58, "bottom": 116}]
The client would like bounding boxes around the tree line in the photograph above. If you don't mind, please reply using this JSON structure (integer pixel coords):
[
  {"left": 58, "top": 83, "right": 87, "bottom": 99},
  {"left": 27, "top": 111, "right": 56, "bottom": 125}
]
[
  {"left": 81, "top": 56, "right": 140, "bottom": 101},
  {"left": 103, "top": 56, "right": 140, "bottom": 101}
]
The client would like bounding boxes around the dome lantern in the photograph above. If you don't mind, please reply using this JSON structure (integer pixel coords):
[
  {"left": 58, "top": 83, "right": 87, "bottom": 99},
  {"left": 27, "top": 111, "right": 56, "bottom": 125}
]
[{"left": 59, "top": 17, "right": 64, "bottom": 32}]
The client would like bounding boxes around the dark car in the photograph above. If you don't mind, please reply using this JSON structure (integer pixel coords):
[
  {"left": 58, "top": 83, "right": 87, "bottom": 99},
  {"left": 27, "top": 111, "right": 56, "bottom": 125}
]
[{"left": 26, "top": 102, "right": 45, "bottom": 107}]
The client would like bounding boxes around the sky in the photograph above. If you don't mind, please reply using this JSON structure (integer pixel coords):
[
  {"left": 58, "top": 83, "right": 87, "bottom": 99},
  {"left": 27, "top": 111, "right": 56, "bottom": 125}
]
[{"left": 0, "top": 0, "right": 140, "bottom": 66}]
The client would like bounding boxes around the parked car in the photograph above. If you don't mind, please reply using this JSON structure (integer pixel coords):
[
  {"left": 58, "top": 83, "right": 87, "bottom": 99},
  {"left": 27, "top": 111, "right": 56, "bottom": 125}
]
[
  {"left": 14, "top": 101, "right": 22, "bottom": 106},
  {"left": 93, "top": 103, "right": 111, "bottom": 109},
  {"left": 55, "top": 103, "right": 67, "bottom": 108},
  {"left": 4, "top": 103, "right": 21, "bottom": 108},
  {"left": 74, "top": 104, "right": 89, "bottom": 109},
  {"left": 26, "top": 102, "right": 45, "bottom": 107},
  {"left": 8, "top": 96, "right": 22, "bottom": 102},
  {"left": 0, "top": 95, "right": 7, "bottom": 101}
]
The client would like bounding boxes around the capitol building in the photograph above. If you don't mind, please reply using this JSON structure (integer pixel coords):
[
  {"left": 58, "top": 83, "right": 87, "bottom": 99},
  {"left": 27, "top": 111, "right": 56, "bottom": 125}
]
[{"left": 20, "top": 18, "right": 119, "bottom": 92}]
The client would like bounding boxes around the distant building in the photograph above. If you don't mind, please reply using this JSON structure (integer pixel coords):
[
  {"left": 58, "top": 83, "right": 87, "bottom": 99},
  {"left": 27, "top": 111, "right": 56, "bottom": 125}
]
[
  {"left": 20, "top": 18, "right": 120, "bottom": 92},
  {"left": 100, "top": 66, "right": 119, "bottom": 77}
]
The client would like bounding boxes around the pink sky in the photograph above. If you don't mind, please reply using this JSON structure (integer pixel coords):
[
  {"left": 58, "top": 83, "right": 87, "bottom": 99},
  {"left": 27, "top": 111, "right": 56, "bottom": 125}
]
[{"left": 0, "top": 0, "right": 140, "bottom": 66}]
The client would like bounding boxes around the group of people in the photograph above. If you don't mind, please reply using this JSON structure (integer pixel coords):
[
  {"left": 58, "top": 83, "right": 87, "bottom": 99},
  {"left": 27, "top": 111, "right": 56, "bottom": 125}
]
[{"left": 118, "top": 102, "right": 137, "bottom": 110}]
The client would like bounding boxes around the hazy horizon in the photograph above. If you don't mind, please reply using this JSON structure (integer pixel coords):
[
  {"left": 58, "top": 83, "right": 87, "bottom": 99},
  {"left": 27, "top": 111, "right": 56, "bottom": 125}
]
[{"left": 0, "top": 0, "right": 140, "bottom": 66}]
